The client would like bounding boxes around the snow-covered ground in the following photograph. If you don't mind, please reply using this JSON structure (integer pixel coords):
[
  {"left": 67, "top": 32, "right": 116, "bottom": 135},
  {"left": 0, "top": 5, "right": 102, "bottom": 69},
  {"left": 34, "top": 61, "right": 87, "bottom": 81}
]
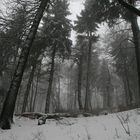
[{"left": 1, "top": 109, "right": 140, "bottom": 140}]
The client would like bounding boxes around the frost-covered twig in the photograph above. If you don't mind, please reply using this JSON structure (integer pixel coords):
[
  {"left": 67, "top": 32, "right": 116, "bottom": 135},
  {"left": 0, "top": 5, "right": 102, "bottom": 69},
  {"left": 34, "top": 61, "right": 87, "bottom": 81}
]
[{"left": 116, "top": 114, "right": 130, "bottom": 136}]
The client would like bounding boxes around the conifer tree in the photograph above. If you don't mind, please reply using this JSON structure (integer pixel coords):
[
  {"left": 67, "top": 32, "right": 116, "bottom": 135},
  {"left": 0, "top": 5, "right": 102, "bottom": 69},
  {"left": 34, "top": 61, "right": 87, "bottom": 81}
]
[{"left": 42, "top": 0, "right": 72, "bottom": 113}]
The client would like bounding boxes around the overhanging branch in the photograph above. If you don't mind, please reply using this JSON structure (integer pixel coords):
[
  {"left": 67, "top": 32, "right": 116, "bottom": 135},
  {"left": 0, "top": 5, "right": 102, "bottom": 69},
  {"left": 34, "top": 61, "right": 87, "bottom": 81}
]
[{"left": 117, "top": 0, "right": 140, "bottom": 16}]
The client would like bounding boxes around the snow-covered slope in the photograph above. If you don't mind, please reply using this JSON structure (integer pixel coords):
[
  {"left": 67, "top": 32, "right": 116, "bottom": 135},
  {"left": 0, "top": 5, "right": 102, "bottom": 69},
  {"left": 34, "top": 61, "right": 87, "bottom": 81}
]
[{"left": 1, "top": 109, "right": 140, "bottom": 140}]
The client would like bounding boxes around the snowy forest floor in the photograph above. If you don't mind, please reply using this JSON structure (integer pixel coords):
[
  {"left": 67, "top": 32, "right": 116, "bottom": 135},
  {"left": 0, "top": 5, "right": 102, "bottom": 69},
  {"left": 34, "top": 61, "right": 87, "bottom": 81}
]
[{"left": 1, "top": 109, "right": 140, "bottom": 140}]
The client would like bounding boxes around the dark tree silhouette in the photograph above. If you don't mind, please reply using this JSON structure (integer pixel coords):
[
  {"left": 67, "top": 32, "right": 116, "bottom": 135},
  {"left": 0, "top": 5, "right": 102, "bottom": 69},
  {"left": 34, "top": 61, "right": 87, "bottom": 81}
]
[
  {"left": 117, "top": 0, "right": 140, "bottom": 16},
  {"left": 0, "top": 0, "right": 50, "bottom": 129}
]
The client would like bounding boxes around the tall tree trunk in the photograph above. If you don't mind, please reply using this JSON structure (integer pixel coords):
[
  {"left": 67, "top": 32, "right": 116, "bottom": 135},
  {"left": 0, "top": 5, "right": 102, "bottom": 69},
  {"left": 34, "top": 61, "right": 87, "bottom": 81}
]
[
  {"left": 106, "top": 66, "right": 111, "bottom": 108},
  {"left": 58, "top": 74, "right": 61, "bottom": 110},
  {"left": 32, "top": 64, "right": 41, "bottom": 112},
  {"left": 84, "top": 34, "right": 92, "bottom": 111},
  {"left": 125, "top": 68, "right": 133, "bottom": 105},
  {"left": 22, "top": 64, "right": 36, "bottom": 113},
  {"left": 77, "top": 44, "right": 84, "bottom": 110},
  {"left": 130, "top": 14, "right": 140, "bottom": 105},
  {"left": 122, "top": 77, "right": 129, "bottom": 106},
  {"left": 45, "top": 46, "right": 56, "bottom": 113},
  {"left": 30, "top": 82, "right": 34, "bottom": 112},
  {"left": 74, "top": 90, "right": 77, "bottom": 110},
  {"left": 56, "top": 66, "right": 61, "bottom": 111},
  {"left": 67, "top": 69, "right": 72, "bottom": 110},
  {"left": 0, "top": 0, "right": 50, "bottom": 129}
]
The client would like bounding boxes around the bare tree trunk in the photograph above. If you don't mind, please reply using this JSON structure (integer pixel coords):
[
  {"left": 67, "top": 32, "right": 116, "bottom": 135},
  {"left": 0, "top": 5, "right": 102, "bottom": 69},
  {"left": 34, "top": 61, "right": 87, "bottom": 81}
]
[
  {"left": 77, "top": 44, "right": 84, "bottom": 110},
  {"left": 84, "top": 34, "right": 92, "bottom": 111},
  {"left": 125, "top": 69, "right": 133, "bottom": 105},
  {"left": 67, "top": 70, "right": 72, "bottom": 110},
  {"left": 74, "top": 90, "right": 77, "bottom": 110},
  {"left": 0, "top": 0, "right": 50, "bottom": 129},
  {"left": 130, "top": 13, "right": 140, "bottom": 106},
  {"left": 58, "top": 74, "right": 61, "bottom": 110},
  {"left": 122, "top": 77, "right": 129, "bottom": 106},
  {"left": 30, "top": 82, "right": 34, "bottom": 112},
  {"left": 56, "top": 66, "right": 61, "bottom": 111},
  {"left": 22, "top": 64, "right": 36, "bottom": 113},
  {"left": 45, "top": 45, "right": 56, "bottom": 113},
  {"left": 106, "top": 66, "right": 111, "bottom": 108},
  {"left": 32, "top": 64, "right": 41, "bottom": 112}
]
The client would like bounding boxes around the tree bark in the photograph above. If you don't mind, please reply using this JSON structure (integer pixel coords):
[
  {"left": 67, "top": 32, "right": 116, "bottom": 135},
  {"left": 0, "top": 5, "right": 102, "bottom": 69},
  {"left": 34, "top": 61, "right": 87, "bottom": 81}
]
[
  {"left": 45, "top": 45, "right": 56, "bottom": 113},
  {"left": 77, "top": 44, "right": 84, "bottom": 110},
  {"left": 129, "top": 2, "right": 140, "bottom": 106},
  {"left": 0, "top": 0, "right": 50, "bottom": 129},
  {"left": 84, "top": 33, "right": 92, "bottom": 111}
]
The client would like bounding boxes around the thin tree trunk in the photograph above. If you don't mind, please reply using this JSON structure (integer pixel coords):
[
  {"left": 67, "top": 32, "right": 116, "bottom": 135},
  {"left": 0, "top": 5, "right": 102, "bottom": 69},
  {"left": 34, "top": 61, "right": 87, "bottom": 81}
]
[
  {"left": 0, "top": 0, "right": 49, "bottom": 129},
  {"left": 125, "top": 69, "right": 133, "bottom": 105},
  {"left": 56, "top": 67, "right": 61, "bottom": 111},
  {"left": 32, "top": 64, "right": 41, "bottom": 112},
  {"left": 77, "top": 44, "right": 84, "bottom": 110},
  {"left": 106, "top": 66, "right": 111, "bottom": 108},
  {"left": 45, "top": 45, "right": 56, "bottom": 113},
  {"left": 67, "top": 70, "right": 72, "bottom": 110},
  {"left": 84, "top": 33, "right": 92, "bottom": 111},
  {"left": 58, "top": 74, "right": 61, "bottom": 110},
  {"left": 22, "top": 64, "right": 36, "bottom": 113},
  {"left": 122, "top": 77, "right": 129, "bottom": 106},
  {"left": 30, "top": 82, "right": 34, "bottom": 112},
  {"left": 74, "top": 90, "right": 77, "bottom": 110}
]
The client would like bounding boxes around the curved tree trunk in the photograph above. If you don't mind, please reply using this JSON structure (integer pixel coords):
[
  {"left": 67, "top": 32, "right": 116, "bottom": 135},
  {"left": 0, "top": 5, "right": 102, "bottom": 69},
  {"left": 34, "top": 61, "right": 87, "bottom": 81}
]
[
  {"left": 117, "top": 0, "right": 140, "bottom": 16},
  {"left": 0, "top": 0, "right": 50, "bottom": 129},
  {"left": 45, "top": 45, "right": 56, "bottom": 113}
]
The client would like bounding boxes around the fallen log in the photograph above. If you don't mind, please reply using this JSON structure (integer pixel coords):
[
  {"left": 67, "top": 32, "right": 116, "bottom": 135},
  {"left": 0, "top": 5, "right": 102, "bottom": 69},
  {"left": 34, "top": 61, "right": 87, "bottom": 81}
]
[
  {"left": 18, "top": 112, "right": 94, "bottom": 125},
  {"left": 20, "top": 112, "right": 46, "bottom": 119}
]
